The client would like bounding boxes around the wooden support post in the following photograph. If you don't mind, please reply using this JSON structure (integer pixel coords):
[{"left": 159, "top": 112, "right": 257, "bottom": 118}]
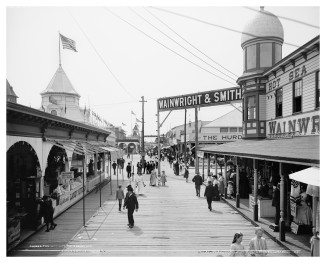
[
  {"left": 202, "top": 157, "right": 205, "bottom": 182},
  {"left": 236, "top": 157, "right": 240, "bottom": 208},
  {"left": 253, "top": 159, "right": 258, "bottom": 221},
  {"left": 207, "top": 153, "right": 210, "bottom": 176},
  {"left": 279, "top": 162, "right": 286, "bottom": 241},
  {"left": 224, "top": 155, "right": 228, "bottom": 198}
]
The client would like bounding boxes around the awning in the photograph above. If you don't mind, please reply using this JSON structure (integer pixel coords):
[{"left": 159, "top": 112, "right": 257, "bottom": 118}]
[
  {"left": 46, "top": 138, "right": 117, "bottom": 156},
  {"left": 200, "top": 136, "right": 319, "bottom": 166},
  {"left": 289, "top": 167, "right": 320, "bottom": 187}
]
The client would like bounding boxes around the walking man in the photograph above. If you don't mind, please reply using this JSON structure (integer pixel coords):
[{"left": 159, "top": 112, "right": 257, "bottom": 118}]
[
  {"left": 126, "top": 162, "right": 132, "bottom": 179},
  {"left": 204, "top": 181, "right": 214, "bottom": 211},
  {"left": 116, "top": 184, "right": 124, "bottom": 211},
  {"left": 123, "top": 185, "right": 139, "bottom": 228},
  {"left": 40, "top": 195, "right": 57, "bottom": 232},
  {"left": 192, "top": 173, "right": 203, "bottom": 197},
  {"left": 112, "top": 161, "right": 117, "bottom": 175}
]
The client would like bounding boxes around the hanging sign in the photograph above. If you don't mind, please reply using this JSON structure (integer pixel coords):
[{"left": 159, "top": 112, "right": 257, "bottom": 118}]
[{"left": 157, "top": 86, "right": 242, "bottom": 112}]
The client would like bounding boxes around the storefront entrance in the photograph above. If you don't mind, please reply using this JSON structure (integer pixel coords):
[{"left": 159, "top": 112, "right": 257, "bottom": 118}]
[{"left": 7, "top": 141, "right": 42, "bottom": 245}]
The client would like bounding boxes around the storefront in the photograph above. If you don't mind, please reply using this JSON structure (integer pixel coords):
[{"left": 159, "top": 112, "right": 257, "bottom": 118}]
[
  {"left": 7, "top": 102, "right": 120, "bottom": 249},
  {"left": 201, "top": 34, "right": 320, "bottom": 244}
]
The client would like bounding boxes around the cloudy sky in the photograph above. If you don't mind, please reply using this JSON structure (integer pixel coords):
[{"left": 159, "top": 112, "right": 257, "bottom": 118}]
[{"left": 5, "top": 2, "right": 320, "bottom": 138}]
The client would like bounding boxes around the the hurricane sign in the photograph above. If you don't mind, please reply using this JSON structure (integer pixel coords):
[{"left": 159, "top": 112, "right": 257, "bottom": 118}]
[{"left": 157, "top": 87, "right": 242, "bottom": 112}]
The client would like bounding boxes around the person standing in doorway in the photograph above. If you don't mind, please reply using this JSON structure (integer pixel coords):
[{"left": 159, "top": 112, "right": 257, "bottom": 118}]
[
  {"left": 272, "top": 183, "right": 280, "bottom": 225},
  {"left": 116, "top": 184, "right": 125, "bottom": 211},
  {"left": 123, "top": 185, "right": 139, "bottom": 228},
  {"left": 112, "top": 161, "right": 117, "bottom": 175},
  {"left": 204, "top": 181, "right": 214, "bottom": 211},
  {"left": 40, "top": 195, "right": 57, "bottom": 232},
  {"left": 126, "top": 162, "right": 132, "bottom": 179},
  {"left": 248, "top": 227, "right": 268, "bottom": 256},
  {"left": 192, "top": 173, "right": 203, "bottom": 197}
]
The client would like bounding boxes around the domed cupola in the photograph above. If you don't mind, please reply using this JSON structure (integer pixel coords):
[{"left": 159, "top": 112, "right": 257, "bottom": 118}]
[
  {"left": 238, "top": 7, "right": 284, "bottom": 140},
  {"left": 240, "top": 7, "right": 284, "bottom": 78}
]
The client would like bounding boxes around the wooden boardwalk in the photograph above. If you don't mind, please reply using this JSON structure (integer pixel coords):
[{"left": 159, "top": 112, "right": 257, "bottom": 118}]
[{"left": 58, "top": 172, "right": 293, "bottom": 257}]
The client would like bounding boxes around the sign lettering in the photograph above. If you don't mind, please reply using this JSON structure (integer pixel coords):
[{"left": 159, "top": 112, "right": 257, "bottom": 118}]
[
  {"left": 158, "top": 87, "right": 242, "bottom": 112},
  {"left": 267, "top": 113, "right": 319, "bottom": 137}
]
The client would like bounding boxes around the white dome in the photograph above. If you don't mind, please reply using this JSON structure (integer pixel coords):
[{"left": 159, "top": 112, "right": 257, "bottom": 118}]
[{"left": 241, "top": 7, "right": 284, "bottom": 46}]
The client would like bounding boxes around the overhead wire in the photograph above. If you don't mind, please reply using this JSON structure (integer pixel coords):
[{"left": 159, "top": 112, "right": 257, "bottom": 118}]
[
  {"left": 66, "top": 8, "right": 135, "bottom": 99},
  {"left": 129, "top": 7, "right": 237, "bottom": 82},
  {"left": 144, "top": 7, "right": 239, "bottom": 79},
  {"left": 103, "top": 7, "right": 236, "bottom": 86},
  {"left": 243, "top": 6, "right": 320, "bottom": 29},
  {"left": 149, "top": 7, "right": 304, "bottom": 49}
]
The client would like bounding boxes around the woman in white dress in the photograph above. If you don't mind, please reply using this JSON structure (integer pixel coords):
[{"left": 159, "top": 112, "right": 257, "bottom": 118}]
[
  {"left": 150, "top": 170, "right": 157, "bottom": 186},
  {"left": 230, "top": 232, "right": 246, "bottom": 257},
  {"left": 135, "top": 174, "right": 146, "bottom": 195}
]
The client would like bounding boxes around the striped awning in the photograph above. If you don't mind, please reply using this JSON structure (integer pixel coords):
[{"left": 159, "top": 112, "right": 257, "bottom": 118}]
[{"left": 46, "top": 139, "right": 119, "bottom": 156}]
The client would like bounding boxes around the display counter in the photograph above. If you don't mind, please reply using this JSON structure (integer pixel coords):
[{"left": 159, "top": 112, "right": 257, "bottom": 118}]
[
  {"left": 86, "top": 173, "right": 106, "bottom": 192},
  {"left": 249, "top": 194, "right": 274, "bottom": 218},
  {"left": 53, "top": 184, "right": 85, "bottom": 217}
]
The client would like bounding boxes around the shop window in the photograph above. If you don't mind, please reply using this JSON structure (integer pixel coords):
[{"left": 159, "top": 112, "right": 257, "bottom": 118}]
[
  {"left": 260, "top": 43, "right": 272, "bottom": 67},
  {"left": 275, "top": 43, "right": 282, "bottom": 64},
  {"left": 247, "top": 45, "right": 257, "bottom": 70},
  {"left": 293, "top": 80, "right": 302, "bottom": 113},
  {"left": 239, "top": 128, "right": 243, "bottom": 132},
  {"left": 316, "top": 71, "right": 320, "bottom": 108},
  {"left": 276, "top": 88, "right": 283, "bottom": 117},
  {"left": 220, "top": 128, "right": 228, "bottom": 133},
  {"left": 51, "top": 110, "right": 57, "bottom": 116},
  {"left": 230, "top": 127, "right": 237, "bottom": 132},
  {"left": 247, "top": 96, "right": 256, "bottom": 120}
]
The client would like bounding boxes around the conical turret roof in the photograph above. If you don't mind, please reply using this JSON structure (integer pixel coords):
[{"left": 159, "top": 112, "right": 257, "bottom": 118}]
[{"left": 41, "top": 65, "right": 80, "bottom": 97}]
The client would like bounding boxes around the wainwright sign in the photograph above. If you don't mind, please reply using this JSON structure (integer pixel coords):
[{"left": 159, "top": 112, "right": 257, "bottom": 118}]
[{"left": 157, "top": 87, "right": 242, "bottom": 112}]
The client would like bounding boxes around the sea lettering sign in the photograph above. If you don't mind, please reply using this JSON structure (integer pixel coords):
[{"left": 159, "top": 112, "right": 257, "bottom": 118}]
[{"left": 157, "top": 87, "right": 242, "bottom": 112}]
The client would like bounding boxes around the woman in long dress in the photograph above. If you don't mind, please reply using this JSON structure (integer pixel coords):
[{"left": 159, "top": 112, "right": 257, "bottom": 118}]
[
  {"left": 218, "top": 173, "right": 225, "bottom": 197},
  {"left": 135, "top": 174, "right": 145, "bottom": 195},
  {"left": 150, "top": 170, "right": 157, "bottom": 186},
  {"left": 161, "top": 171, "right": 167, "bottom": 186},
  {"left": 230, "top": 232, "right": 246, "bottom": 256}
]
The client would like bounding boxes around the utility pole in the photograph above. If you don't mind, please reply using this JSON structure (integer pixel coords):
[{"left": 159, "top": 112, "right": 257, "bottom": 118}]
[
  {"left": 140, "top": 96, "right": 147, "bottom": 166},
  {"left": 195, "top": 107, "right": 199, "bottom": 175},
  {"left": 184, "top": 109, "right": 187, "bottom": 165}
]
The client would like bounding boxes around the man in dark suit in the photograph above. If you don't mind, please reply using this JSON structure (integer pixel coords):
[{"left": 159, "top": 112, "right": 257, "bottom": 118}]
[
  {"left": 192, "top": 173, "right": 203, "bottom": 197},
  {"left": 112, "top": 161, "right": 117, "bottom": 175},
  {"left": 123, "top": 185, "right": 139, "bottom": 228},
  {"left": 204, "top": 181, "right": 215, "bottom": 211},
  {"left": 126, "top": 162, "right": 132, "bottom": 178}
]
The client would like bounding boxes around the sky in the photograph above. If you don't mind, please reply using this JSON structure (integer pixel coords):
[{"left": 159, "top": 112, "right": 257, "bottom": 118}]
[{"left": 5, "top": 2, "right": 320, "bottom": 140}]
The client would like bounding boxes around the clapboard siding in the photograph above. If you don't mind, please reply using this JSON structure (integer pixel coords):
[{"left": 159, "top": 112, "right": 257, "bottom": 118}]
[
  {"left": 259, "top": 95, "right": 267, "bottom": 120},
  {"left": 303, "top": 73, "right": 317, "bottom": 111},
  {"left": 282, "top": 83, "right": 293, "bottom": 116}
]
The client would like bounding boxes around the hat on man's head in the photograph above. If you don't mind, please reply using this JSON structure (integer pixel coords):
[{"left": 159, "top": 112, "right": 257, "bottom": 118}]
[{"left": 127, "top": 185, "right": 133, "bottom": 192}]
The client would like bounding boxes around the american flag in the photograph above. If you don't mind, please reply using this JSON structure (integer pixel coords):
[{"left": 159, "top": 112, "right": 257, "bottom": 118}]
[{"left": 60, "top": 34, "right": 77, "bottom": 52}]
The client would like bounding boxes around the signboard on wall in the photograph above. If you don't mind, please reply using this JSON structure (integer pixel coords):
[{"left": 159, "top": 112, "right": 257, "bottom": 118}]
[
  {"left": 182, "top": 133, "right": 243, "bottom": 142},
  {"left": 157, "top": 87, "right": 242, "bottom": 112}
]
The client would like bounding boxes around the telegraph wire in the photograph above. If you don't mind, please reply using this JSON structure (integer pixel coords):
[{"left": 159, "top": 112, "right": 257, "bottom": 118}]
[
  {"left": 144, "top": 7, "right": 239, "bottom": 79},
  {"left": 150, "top": 7, "right": 303, "bottom": 49},
  {"left": 243, "top": 6, "right": 320, "bottom": 29},
  {"left": 67, "top": 8, "right": 135, "bottom": 99},
  {"left": 129, "top": 7, "right": 237, "bottom": 82},
  {"left": 103, "top": 7, "right": 236, "bottom": 86}
]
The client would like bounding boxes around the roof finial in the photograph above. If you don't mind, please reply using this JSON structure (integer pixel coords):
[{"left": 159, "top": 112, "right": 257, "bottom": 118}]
[{"left": 260, "top": 6, "right": 264, "bottom": 11}]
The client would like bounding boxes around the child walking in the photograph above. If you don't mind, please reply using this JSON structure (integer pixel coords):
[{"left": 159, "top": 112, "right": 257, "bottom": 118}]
[{"left": 116, "top": 184, "right": 125, "bottom": 211}]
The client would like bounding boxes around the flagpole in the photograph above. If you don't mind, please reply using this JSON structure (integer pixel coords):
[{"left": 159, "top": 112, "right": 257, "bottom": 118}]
[{"left": 58, "top": 32, "right": 61, "bottom": 66}]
